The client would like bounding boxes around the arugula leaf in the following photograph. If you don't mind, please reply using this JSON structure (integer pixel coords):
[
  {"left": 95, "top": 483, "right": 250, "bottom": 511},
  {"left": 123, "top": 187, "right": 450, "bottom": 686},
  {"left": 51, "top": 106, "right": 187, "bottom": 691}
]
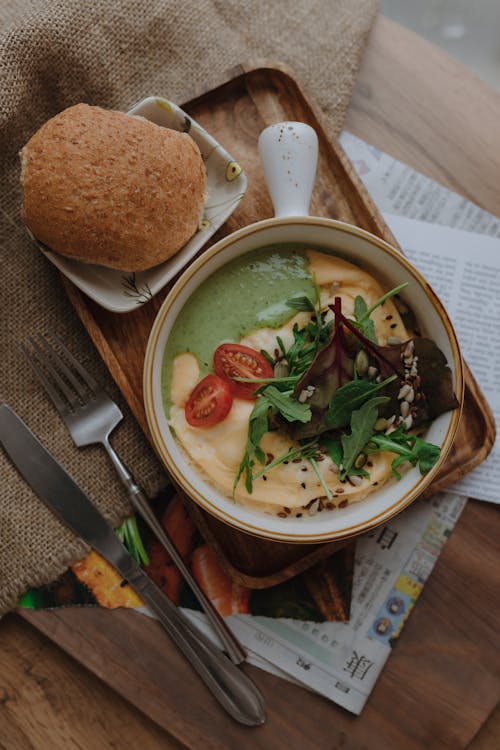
[
  {"left": 354, "top": 296, "right": 377, "bottom": 343},
  {"left": 263, "top": 386, "right": 311, "bottom": 423},
  {"left": 326, "top": 375, "right": 396, "bottom": 429},
  {"left": 341, "top": 396, "right": 389, "bottom": 477},
  {"left": 284, "top": 318, "right": 333, "bottom": 380},
  {"left": 355, "top": 282, "right": 409, "bottom": 325},
  {"left": 252, "top": 440, "right": 319, "bottom": 481},
  {"left": 234, "top": 387, "right": 312, "bottom": 493},
  {"left": 319, "top": 435, "right": 343, "bottom": 467},
  {"left": 367, "top": 428, "right": 441, "bottom": 478},
  {"left": 234, "top": 397, "right": 271, "bottom": 494}
]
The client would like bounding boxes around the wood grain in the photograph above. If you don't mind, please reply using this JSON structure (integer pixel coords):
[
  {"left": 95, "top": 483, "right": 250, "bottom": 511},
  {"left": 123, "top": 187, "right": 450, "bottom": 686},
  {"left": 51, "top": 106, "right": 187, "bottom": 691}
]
[
  {"left": 7, "top": 15, "right": 500, "bottom": 750},
  {"left": 347, "top": 16, "right": 500, "bottom": 219},
  {"left": 0, "top": 614, "right": 180, "bottom": 750},
  {"left": 62, "top": 61, "right": 493, "bottom": 588}
]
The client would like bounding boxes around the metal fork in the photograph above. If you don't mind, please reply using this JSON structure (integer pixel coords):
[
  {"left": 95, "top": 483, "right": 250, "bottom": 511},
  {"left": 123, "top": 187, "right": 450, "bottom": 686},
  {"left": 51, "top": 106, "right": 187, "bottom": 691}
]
[{"left": 21, "top": 332, "right": 246, "bottom": 666}]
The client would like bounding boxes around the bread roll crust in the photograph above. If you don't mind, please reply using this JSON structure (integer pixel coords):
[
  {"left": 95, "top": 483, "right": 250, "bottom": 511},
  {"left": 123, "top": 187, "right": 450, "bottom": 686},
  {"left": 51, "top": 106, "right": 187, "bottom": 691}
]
[{"left": 20, "top": 103, "right": 207, "bottom": 271}]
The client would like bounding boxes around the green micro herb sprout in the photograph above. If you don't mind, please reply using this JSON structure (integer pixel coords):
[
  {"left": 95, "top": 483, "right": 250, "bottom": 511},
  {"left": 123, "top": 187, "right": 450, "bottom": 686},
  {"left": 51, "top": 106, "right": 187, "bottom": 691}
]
[{"left": 116, "top": 516, "right": 149, "bottom": 565}]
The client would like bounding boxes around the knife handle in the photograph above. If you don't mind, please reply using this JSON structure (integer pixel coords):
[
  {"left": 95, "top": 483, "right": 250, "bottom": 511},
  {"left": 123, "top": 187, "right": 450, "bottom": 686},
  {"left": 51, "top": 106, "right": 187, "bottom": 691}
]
[{"left": 128, "top": 566, "right": 266, "bottom": 726}]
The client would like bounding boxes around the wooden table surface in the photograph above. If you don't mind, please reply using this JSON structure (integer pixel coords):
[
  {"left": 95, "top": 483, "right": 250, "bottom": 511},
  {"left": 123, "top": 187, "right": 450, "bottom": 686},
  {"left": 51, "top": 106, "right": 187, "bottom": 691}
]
[{"left": 1, "top": 15, "right": 499, "bottom": 750}]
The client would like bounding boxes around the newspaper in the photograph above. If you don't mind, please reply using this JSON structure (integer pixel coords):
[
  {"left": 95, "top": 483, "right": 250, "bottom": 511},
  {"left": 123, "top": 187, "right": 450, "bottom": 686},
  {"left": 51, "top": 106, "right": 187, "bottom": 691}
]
[
  {"left": 141, "top": 491, "right": 466, "bottom": 714},
  {"left": 340, "top": 131, "right": 500, "bottom": 237},
  {"left": 381, "top": 214, "right": 500, "bottom": 504}
]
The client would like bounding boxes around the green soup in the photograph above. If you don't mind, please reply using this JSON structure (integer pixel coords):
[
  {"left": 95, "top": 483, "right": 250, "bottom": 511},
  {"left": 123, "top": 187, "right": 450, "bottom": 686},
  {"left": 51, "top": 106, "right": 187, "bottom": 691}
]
[{"left": 161, "top": 244, "right": 318, "bottom": 414}]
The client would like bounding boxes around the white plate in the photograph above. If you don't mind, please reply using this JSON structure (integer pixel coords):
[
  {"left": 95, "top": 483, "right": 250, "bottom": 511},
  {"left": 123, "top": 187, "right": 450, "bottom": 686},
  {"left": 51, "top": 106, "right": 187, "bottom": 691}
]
[{"left": 31, "top": 97, "right": 247, "bottom": 312}]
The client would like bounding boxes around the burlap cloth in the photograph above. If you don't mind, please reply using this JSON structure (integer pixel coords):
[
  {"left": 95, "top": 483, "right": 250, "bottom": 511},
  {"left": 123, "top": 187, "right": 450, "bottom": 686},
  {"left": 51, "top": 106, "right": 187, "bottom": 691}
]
[{"left": 0, "top": 0, "right": 378, "bottom": 615}]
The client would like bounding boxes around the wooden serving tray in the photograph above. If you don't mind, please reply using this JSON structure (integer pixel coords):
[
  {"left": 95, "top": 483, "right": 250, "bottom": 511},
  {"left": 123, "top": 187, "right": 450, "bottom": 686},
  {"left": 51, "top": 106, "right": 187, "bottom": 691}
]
[{"left": 63, "top": 62, "right": 495, "bottom": 588}]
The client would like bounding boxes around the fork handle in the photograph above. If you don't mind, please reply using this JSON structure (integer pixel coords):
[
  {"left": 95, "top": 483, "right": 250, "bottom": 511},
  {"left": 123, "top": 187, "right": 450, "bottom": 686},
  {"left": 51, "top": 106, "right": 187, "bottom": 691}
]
[{"left": 102, "top": 439, "right": 247, "bottom": 666}]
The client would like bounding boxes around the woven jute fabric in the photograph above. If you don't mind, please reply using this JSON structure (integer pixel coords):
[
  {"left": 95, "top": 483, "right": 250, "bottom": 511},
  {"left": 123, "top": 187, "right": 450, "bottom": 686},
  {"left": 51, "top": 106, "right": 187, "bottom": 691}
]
[{"left": 0, "top": 0, "right": 378, "bottom": 614}]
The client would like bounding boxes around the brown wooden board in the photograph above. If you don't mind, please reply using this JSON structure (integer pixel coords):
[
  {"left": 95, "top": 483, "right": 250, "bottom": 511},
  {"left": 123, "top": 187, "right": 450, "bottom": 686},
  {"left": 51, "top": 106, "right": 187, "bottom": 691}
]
[{"left": 61, "top": 62, "right": 495, "bottom": 588}]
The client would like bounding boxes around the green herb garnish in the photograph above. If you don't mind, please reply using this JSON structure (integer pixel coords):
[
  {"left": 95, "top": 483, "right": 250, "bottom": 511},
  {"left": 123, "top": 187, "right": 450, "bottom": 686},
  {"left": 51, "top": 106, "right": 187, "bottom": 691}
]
[
  {"left": 355, "top": 283, "right": 409, "bottom": 326},
  {"left": 234, "top": 397, "right": 270, "bottom": 494},
  {"left": 234, "top": 388, "right": 312, "bottom": 493},
  {"left": 341, "top": 396, "right": 390, "bottom": 478},
  {"left": 354, "top": 296, "right": 378, "bottom": 343},
  {"left": 367, "top": 428, "right": 441, "bottom": 479},
  {"left": 116, "top": 516, "right": 149, "bottom": 565},
  {"left": 326, "top": 375, "right": 396, "bottom": 429}
]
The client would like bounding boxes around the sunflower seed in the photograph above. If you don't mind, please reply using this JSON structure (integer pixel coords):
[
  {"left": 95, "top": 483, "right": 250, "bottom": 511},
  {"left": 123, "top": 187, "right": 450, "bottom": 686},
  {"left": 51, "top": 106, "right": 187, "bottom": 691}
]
[
  {"left": 298, "top": 390, "right": 309, "bottom": 403},
  {"left": 355, "top": 349, "right": 369, "bottom": 376},
  {"left": 348, "top": 474, "right": 364, "bottom": 486},
  {"left": 403, "top": 340, "right": 414, "bottom": 358},
  {"left": 307, "top": 499, "right": 320, "bottom": 516},
  {"left": 368, "top": 366, "right": 378, "bottom": 379},
  {"left": 400, "top": 401, "right": 410, "bottom": 418},
  {"left": 402, "top": 414, "right": 413, "bottom": 430},
  {"left": 398, "top": 384, "right": 412, "bottom": 399},
  {"left": 405, "top": 387, "right": 415, "bottom": 403}
]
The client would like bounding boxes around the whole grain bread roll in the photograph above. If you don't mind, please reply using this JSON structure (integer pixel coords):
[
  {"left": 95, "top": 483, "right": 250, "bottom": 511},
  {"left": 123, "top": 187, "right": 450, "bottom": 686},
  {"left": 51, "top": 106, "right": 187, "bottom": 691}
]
[{"left": 20, "top": 103, "right": 207, "bottom": 271}]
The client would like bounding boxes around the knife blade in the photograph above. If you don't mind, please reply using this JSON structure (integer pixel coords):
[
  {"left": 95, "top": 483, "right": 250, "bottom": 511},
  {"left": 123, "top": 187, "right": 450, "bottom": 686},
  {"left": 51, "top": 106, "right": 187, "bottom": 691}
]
[{"left": 0, "top": 404, "right": 265, "bottom": 726}]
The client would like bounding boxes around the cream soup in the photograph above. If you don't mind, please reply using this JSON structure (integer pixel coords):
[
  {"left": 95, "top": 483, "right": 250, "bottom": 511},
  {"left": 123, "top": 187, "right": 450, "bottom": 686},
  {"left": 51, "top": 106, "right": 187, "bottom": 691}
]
[{"left": 162, "top": 246, "right": 412, "bottom": 515}]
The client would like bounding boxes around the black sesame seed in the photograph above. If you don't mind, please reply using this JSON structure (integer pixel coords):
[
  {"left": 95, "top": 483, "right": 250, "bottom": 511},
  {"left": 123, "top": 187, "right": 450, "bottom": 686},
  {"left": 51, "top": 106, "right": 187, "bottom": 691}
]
[
  {"left": 300, "top": 482, "right": 306, "bottom": 489},
  {"left": 390, "top": 323, "right": 397, "bottom": 329}
]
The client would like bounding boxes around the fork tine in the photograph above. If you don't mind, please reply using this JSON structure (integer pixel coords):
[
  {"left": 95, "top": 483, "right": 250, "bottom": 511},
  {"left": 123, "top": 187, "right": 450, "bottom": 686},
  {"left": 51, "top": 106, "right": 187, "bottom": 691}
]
[
  {"left": 20, "top": 342, "right": 71, "bottom": 417},
  {"left": 37, "top": 334, "right": 91, "bottom": 401},
  {"left": 48, "top": 333, "right": 100, "bottom": 394},
  {"left": 28, "top": 335, "right": 82, "bottom": 410}
]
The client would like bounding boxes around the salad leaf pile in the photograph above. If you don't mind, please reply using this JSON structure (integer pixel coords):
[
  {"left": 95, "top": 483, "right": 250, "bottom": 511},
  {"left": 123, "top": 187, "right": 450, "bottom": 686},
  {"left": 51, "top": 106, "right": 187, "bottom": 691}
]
[{"left": 233, "top": 283, "right": 458, "bottom": 498}]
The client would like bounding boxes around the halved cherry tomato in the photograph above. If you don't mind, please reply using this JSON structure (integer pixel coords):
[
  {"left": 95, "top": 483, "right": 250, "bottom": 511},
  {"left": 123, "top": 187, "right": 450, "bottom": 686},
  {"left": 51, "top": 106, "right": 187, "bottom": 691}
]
[
  {"left": 185, "top": 374, "right": 233, "bottom": 427},
  {"left": 214, "top": 343, "right": 274, "bottom": 400}
]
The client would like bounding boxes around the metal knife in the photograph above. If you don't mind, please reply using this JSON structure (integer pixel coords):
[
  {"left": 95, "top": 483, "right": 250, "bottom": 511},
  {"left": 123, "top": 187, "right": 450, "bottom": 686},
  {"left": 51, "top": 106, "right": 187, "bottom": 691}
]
[{"left": 0, "top": 404, "right": 265, "bottom": 726}]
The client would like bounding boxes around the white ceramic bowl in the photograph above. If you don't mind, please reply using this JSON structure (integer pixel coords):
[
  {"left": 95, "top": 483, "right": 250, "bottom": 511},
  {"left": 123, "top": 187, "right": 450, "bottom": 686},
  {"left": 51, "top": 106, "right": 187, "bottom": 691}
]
[{"left": 143, "top": 124, "right": 464, "bottom": 543}]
